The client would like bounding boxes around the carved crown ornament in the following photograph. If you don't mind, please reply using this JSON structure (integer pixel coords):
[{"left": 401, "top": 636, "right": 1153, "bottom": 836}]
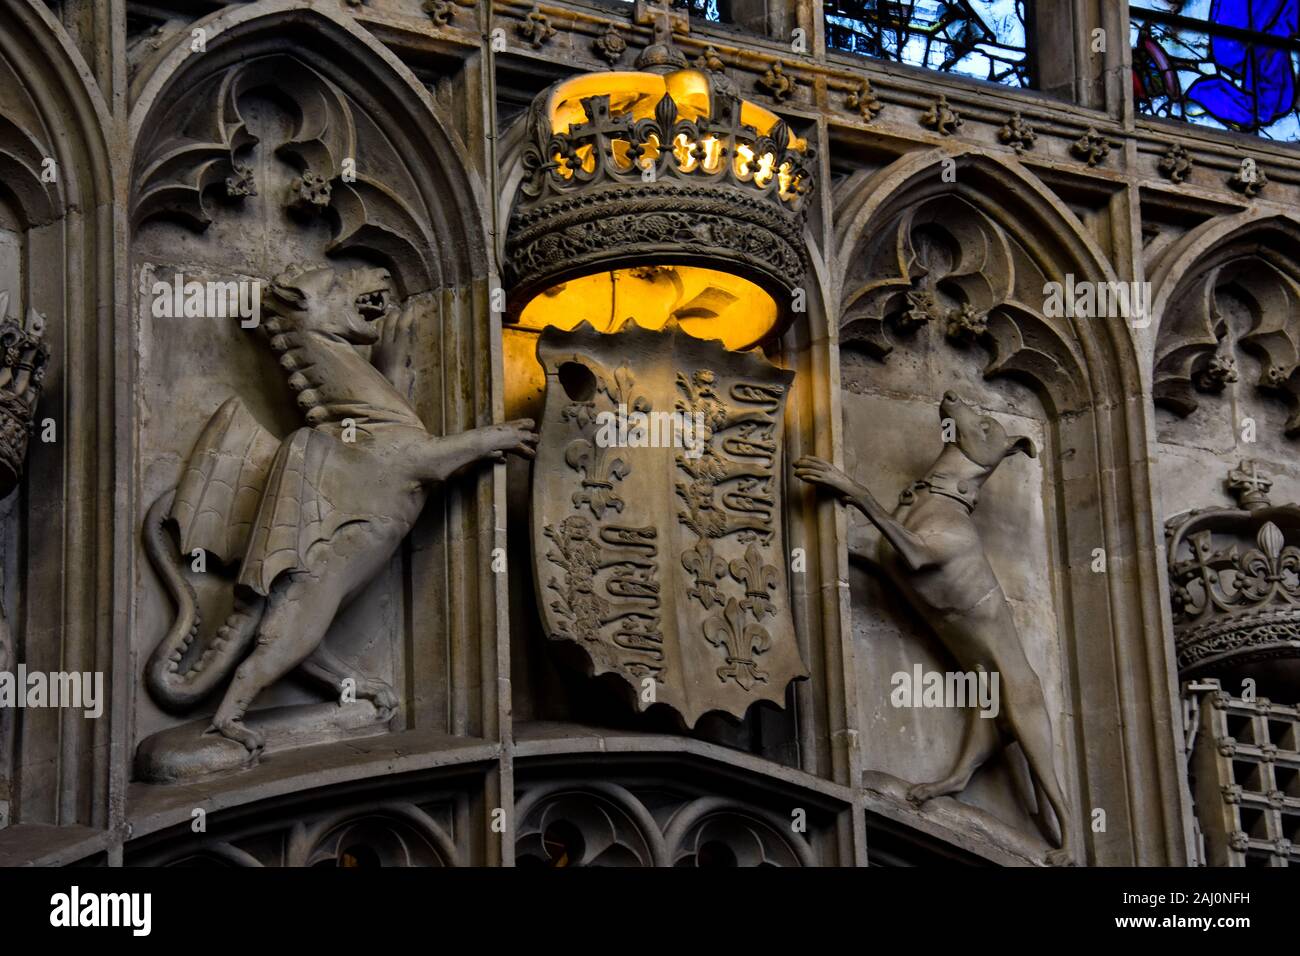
[
  {"left": 504, "top": 31, "right": 816, "bottom": 350},
  {"left": 0, "top": 290, "right": 49, "bottom": 498},
  {"left": 1165, "top": 460, "right": 1300, "bottom": 687}
]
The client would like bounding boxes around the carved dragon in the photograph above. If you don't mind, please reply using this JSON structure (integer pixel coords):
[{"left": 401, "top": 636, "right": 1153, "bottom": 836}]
[{"left": 143, "top": 264, "right": 537, "bottom": 761}]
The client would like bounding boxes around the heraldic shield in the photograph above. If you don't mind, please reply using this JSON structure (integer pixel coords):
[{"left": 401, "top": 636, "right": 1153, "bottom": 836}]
[{"left": 532, "top": 319, "right": 808, "bottom": 726}]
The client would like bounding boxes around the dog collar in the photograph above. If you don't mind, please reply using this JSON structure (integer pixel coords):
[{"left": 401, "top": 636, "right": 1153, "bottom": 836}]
[{"left": 900, "top": 472, "right": 977, "bottom": 513}]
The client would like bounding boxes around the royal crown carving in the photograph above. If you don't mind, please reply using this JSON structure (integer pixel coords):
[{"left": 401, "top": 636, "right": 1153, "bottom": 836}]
[
  {"left": 505, "top": 64, "right": 815, "bottom": 317},
  {"left": 1166, "top": 461, "right": 1300, "bottom": 678},
  {"left": 0, "top": 291, "right": 49, "bottom": 498}
]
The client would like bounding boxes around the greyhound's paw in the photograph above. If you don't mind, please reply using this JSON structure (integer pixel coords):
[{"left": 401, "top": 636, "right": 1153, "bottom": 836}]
[
  {"left": 209, "top": 718, "right": 264, "bottom": 756},
  {"left": 906, "top": 781, "right": 953, "bottom": 805},
  {"left": 1044, "top": 848, "right": 1077, "bottom": 867},
  {"left": 358, "top": 679, "right": 399, "bottom": 720}
]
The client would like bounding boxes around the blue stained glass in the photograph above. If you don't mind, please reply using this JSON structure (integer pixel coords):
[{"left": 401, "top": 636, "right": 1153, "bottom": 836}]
[
  {"left": 607, "top": 0, "right": 723, "bottom": 23},
  {"left": 674, "top": 0, "right": 722, "bottom": 22},
  {"left": 1132, "top": 0, "right": 1300, "bottom": 141},
  {"left": 823, "top": 0, "right": 1032, "bottom": 88}
]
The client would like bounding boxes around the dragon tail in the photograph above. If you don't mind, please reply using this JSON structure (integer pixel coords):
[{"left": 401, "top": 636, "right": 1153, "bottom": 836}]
[{"left": 143, "top": 490, "right": 264, "bottom": 711}]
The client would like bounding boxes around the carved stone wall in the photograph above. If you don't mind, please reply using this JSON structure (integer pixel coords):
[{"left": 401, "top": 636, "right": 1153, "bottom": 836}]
[{"left": 4, "top": 0, "right": 1300, "bottom": 868}]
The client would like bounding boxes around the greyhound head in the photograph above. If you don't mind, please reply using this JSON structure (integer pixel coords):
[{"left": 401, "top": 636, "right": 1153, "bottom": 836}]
[
  {"left": 938, "top": 389, "right": 1037, "bottom": 472},
  {"left": 262, "top": 264, "right": 393, "bottom": 345}
]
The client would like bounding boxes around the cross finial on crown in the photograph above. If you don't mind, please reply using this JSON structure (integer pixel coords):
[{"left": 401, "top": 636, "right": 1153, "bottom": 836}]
[
  {"left": 1228, "top": 459, "right": 1273, "bottom": 511},
  {"left": 634, "top": 0, "right": 689, "bottom": 71}
]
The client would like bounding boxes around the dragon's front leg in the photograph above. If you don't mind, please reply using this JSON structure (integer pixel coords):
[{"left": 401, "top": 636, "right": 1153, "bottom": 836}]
[{"left": 416, "top": 419, "right": 539, "bottom": 482}]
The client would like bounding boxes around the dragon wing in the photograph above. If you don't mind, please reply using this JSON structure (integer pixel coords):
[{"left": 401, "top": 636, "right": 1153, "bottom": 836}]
[
  {"left": 171, "top": 396, "right": 280, "bottom": 564},
  {"left": 236, "top": 427, "right": 362, "bottom": 596}
]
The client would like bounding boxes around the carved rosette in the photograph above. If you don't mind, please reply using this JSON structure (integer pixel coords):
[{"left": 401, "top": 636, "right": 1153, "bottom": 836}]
[{"left": 532, "top": 321, "right": 806, "bottom": 725}]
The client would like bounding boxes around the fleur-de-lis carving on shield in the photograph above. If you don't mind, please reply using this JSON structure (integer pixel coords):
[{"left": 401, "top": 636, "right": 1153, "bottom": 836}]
[
  {"left": 730, "top": 542, "right": 778, "bottom": 620},
  {"left": 703, "top": 597, "right": 771, "bottom": 690},
  {"left": 682, "top": 539, "right": 727, "bottom": 608},
  {"left": 565, "top": 438, "right": 630, "bottom": 517},
  {"left": 532, "top": 320, "right": 807, "bottom": 725}
]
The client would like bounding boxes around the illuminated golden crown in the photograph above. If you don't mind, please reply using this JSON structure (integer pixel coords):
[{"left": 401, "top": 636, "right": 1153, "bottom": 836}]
[{"left": 504, "top": 59, "right": 815, "bottom": 351}]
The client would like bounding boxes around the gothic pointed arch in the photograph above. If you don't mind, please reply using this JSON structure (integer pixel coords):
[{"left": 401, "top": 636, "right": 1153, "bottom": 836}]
[
  {"left": 0, "top": 0, "right": 117, "bottom": 835},
  {"left": 831, "top": 148, "right": 1187, "bottom": 866},
  {"left": 1148, "top": 212, "right": 1300, "bottom": 437},
  {"left": 127, "top": 0, "right": 489, "bottom": 290}
]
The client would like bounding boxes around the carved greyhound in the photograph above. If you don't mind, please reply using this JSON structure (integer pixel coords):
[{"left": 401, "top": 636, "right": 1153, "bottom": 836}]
[
  {"left": 144, "top": 264, "right": 538, "bottom": 762},
  {"left": 795, "top": 390, "right": 1074, "bottom": 866}
]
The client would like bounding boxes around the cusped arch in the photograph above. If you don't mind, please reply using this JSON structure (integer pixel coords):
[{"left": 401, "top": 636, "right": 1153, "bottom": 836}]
[
  {"left": 127, "top": 0, "right": 489, "bottom": 289},
  {"left": 0, "top": 0, "right": 118, "bottom": 831},
  {"left": 1148, "top": 212, "right": 1300, "bottom": 435},
  {"left": 286, "top": 802, "right": 459, "bottom": 867},
  {"left": 834, "top": 147, "right": 1140, "bottom": 414},
  {"left": 0, "top": 0, "right": 114, "bottom": 218}
]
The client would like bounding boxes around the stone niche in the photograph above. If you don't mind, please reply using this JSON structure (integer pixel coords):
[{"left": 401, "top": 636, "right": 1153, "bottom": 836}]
[
  {"left": 830, "top": 163, "right": 1135, "bottom": 864},
  {"left": 1150, "top": 215, "right": 1300, "bottom": 546},
  {"left": 841, "top": 356, "right": 1064, "bottom": 847},
  {"left": 126, "top": 20, "right": 496, "bottom": 783},
  {"left": 131, "top": 88, "right": 405, "bottom": 751}
]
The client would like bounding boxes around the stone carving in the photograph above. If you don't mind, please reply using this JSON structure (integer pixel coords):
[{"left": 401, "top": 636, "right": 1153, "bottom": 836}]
[
  {"left": 1153, "top": 255, "right": 1300, "bottom": 435},
  {"left": 757, "top": 62, "right": 796, "bottom": 103},
  {"left": 795, "top": 391, "right": 1075, "bottom": 865},
  {"left": 0, "top": 291, "right": 49, "bottom": 677},
  {"left": 1071, "top": 126, "right": 1113, "bottom": 166},
  {"left": 1165, "top": 461, "right": 1300, "bottom": 686},
  {"left": 517, "top": 7, "right": 557, "bottom": 49},
  {"left": 140, "top": 264, "right": 537, "bottom": 775},
  {"left": 1229, "top": 162, "right": 1268, "bottom": 197},
  {"left": 532, "top": 321, "right": 806, "bottom": 725},
  {"left": 1158, "top": 142, "right": 1194, "bottom": 184},
  {"left": 919, "top": 94, "right": 962, "bottom": 135},
  {"left": 514, "top": 778, "right": 815, "bottom": 866},
  {"left": 839, "top": 192, "right": 1086, "bottom": 409},
  {"left": 422, "top": 0, "right": 475, "bottom": 26},
  {"left": 593, "top": 24, "right": 627, "bottom": 65},
  {"left": 0, "top": 291, "right": 50, "bottom": 498},
  {"left": 506, "top": 67, "right": 814, "bottom": 319},
  {"left": 997, "top": 112, "right": 1036, "bottom": 153},
  {"left": 132, "top": 57, "right": 439, "bottom": 291},
  {"left": 845, "top": 78, "right": 883, "bottom": 122}
]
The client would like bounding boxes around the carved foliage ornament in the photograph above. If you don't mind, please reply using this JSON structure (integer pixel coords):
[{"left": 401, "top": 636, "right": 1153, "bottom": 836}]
[{"left": 532, "top": 321, "right": 807, "bottom": 726}]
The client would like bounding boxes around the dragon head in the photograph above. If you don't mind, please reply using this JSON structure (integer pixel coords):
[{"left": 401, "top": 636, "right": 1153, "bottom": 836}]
[{"left": 262, "top": 263, "right": 393, "bottom": 344}]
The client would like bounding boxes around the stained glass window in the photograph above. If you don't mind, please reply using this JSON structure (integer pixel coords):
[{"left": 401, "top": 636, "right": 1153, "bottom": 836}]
[
  {"left": 675, "top": 0, "right": 723, "bottom": 21},
  {"left": 824, "top": 0, "right": 1033, "bottom": 88},
  {"left": 607, "top": 0, "right": 727, "bottom": 26},
  {"left": 1131, "top": 1, "right": 1300, "bottom": 141}
]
